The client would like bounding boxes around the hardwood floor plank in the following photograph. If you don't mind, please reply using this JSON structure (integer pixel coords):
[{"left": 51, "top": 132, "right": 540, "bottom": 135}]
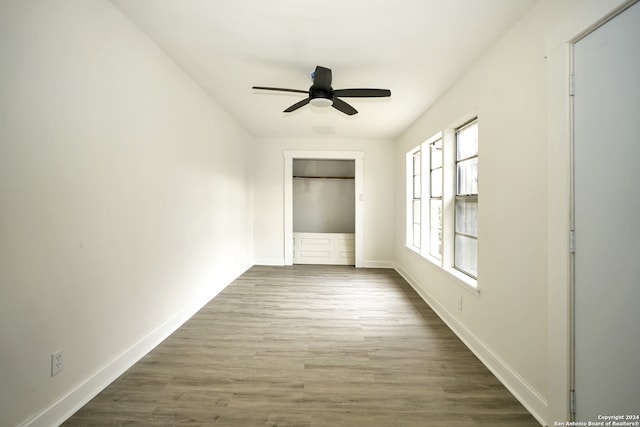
[{"left": 63, "top": 265, "right": 540, "bottom": 426}]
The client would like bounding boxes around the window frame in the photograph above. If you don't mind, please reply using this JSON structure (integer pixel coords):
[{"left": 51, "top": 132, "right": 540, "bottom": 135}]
[
  {"left": 453, "top": 119, "right": 479, "bottom": 279},
  {"left": 405, "top": 120, "right": 479, "bottom": 294},
  {"left": 428, "top": 137, "right": 444, "bottom": 260},
  {"left": 409, "top": 148, "right": 422, "bottom": 250},
  {"left": 406, "top": 132, "right": 443, "bottom": 265}
]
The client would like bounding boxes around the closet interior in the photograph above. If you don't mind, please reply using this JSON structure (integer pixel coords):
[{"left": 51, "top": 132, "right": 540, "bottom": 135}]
[{"left": 292, "top": 159, "right": 355, "bottom": 265}]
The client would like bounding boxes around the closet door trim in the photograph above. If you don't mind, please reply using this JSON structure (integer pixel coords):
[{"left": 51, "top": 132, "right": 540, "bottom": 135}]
[{"left": 284, "top": 150, "right": 364, "bottom": 267}]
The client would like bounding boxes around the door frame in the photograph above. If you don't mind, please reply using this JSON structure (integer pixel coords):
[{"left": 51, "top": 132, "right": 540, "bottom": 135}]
[
  {"left": 545, "top": 0, "right": 637, "bottom": 422},
  {"left": 283, "top": 150, "right": 364, "bottom": 267}
]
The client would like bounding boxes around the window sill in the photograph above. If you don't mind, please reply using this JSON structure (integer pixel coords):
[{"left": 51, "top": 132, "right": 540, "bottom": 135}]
[
  {"left": 443, "top": 267, "right": 480, "bottom": 297},
  {"left": 403, "top": 245, "right": 480, "bottom": 297},
  {"left": 406, "top": 244, "right": 421, "bottom": 257}
]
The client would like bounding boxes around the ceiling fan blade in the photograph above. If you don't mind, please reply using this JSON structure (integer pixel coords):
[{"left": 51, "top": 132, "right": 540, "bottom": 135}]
[
  {"left": 253, "top": 86, "right": 308, "bottom": 94},
  {"left": 284, "top": 97, "right": 311, "bottom": 113},
  {"left": 333, "top": 88, "right": 391, "bottom": 98},
  {"left": 313, "top": 66, "right": 332, "bottom": 91},
  {"left": 332, "top": 98, "right": 358, "bottom": 116}
]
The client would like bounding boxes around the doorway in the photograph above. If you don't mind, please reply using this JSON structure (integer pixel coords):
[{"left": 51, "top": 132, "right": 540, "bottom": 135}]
[
  {"left": 283, "top": 151, "right": 364, "bottom": 267},
  {"left": 572, "top": 0, "right": 640, "bottom": 420},
  {"left": 292, "top": 159, "right": 355, "bottom": 265}
]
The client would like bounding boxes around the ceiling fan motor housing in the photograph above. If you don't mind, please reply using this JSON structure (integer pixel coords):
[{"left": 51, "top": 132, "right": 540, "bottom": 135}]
[{"left": 309, "top": 86, "right": 333, "bottom": 107}]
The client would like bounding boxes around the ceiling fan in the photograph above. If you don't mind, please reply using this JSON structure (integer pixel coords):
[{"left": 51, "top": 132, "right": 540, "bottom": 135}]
[{"left": 252, "top": 65, "right": 391, "bottom": 116}]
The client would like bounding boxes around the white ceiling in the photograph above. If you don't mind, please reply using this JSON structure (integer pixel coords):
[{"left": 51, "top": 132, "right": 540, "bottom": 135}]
[{"left": 109, "top": 0, "right": 537, "bottom": 140}]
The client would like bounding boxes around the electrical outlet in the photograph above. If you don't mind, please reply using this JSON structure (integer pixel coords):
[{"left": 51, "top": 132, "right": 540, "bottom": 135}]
[
  {"left": 457, "top": 295, "right": 463, "bottom": 311},
  {"left": 51, "top": 349, "right": 64, "bottom": 376}
]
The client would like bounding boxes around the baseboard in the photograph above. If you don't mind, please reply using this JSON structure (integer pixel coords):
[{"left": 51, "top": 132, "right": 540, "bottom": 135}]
[
  {"left": 394, "top": 264, "right": 548, "bottom": 427},
  {"left": 362, "top": 260, "right": 395, "bottom": 268},
  {"left": 21, "top": 262, "right": 253, "bottom": 427},
  {"left": 253, "top": 257, "right": 285, "bottom": 266},
  {"left": 253, "top": 259, "right": 394, "bottom": 269}
]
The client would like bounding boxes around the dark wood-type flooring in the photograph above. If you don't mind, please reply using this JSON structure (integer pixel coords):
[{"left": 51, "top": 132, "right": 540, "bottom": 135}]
[{"left": 63, "top": 265, "right": 540, "bottom": 426}]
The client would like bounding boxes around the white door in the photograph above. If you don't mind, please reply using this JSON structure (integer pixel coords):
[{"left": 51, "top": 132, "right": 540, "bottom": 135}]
[{"left": 573, "top": 1, "right": 640, "bottom": 421}]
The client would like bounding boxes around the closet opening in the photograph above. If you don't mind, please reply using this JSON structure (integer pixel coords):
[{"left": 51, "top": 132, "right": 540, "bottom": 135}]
[
  {"left": 283, "top": 150, "right": 364, "bottom": 268},
  {"left": 292, "top": 159, "right": 355, "bottom": 265}
]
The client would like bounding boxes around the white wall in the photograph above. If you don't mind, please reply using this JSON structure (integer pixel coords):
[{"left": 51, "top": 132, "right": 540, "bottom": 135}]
[
  {"left": 394, "top": 1, "right": 557, "bottom": 424},
  {"left": 0, "top": 1, "right": 254, "bottom": 426},
  {"left": 253, "top": 138, "right": 394, "bottom": 267},
  {"left": 394, "top": 0, "right": 635, "bottom": 424}
]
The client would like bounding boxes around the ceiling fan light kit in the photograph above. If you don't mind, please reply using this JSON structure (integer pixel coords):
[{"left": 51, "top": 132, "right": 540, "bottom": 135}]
[
  {"left": 252, "top": 65, "right": 391, "bottom": 116},
  {"left": 310, "top": 97, "right": 333, "bottom": 108}
]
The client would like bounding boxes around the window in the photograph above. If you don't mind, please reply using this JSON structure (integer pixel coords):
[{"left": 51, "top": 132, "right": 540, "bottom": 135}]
[
  {"left": 411, "top": 150, "right": 421, "bottom": 249},
  {"left": 429, "top": 138, "right": 443, "bottom": 259},
  {"left": 406, "top": 118, "right": 479, "bottom": 287},
  {"left": 454, "top": 120, "right": 478, "bottom": 278}
]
